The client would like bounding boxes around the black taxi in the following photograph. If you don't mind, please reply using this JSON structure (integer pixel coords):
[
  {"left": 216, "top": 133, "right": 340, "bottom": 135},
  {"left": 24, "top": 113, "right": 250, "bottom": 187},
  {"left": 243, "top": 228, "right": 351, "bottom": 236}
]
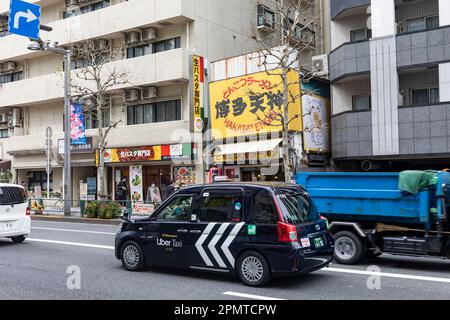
[{"left": 115, "top": 182, "right": 334, "bottom": 286}]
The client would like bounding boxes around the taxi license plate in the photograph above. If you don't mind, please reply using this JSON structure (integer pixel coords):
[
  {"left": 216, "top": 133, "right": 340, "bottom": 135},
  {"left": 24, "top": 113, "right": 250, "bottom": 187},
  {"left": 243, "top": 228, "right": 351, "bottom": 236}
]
[
  {"left": 313, "top": 237, "right": 325, "bottom": 248},
  {"left": 0, "top": 222, "right": 13, "bottom": 231}
]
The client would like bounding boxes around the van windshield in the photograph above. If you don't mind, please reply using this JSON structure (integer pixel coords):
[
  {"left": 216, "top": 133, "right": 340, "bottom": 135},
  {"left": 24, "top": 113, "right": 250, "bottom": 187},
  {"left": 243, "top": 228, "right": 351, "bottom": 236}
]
[
  {"left": 276, "top": 189, "right": 319, "bottom": 224},
  {"left": 0, "top": 187, "right": 27, "bottom": 205}
]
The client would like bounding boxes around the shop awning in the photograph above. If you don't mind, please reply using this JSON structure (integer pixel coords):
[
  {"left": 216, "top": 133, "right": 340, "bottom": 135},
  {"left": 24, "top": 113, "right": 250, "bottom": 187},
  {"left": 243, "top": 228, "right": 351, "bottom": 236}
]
[
  {"left": 214, "top": 138, "right": 283, "bottom": 156},
  {"left": 0, "top": 160, "right": 11, "bottom": 170}
]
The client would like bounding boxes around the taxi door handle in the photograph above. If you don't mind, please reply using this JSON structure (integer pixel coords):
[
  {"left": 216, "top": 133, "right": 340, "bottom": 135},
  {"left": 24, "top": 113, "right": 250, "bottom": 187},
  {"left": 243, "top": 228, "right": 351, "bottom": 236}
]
[
  {"left": 190, "top": 230, "right": 202, "bottom": 234},
  {"left": 177, "top": 229, "right": 188, "bottom": 233}
]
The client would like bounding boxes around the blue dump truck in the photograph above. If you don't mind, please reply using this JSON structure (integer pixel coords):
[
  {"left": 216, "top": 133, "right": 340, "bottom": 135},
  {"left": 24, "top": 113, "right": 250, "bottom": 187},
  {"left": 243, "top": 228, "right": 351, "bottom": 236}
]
[{"left": 296, "top": 171, "right": 450, "bottom": 265}]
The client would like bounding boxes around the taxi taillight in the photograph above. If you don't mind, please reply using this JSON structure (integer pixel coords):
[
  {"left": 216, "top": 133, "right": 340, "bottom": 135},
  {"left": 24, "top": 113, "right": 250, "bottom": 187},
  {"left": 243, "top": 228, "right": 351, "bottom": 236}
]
[{"left": 277, "top": 222, "right": 298, "bottom": 243}]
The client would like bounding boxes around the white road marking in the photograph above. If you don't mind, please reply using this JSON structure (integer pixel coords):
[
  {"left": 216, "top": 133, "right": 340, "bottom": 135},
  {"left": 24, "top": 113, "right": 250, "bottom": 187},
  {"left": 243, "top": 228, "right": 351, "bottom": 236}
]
[
  {"left": 223, "top": 291, "right": 285, "bottom": 301},
  {"left": 26, "top": 238, "right": 114, "bottom": 250},
  {"left": 322, "top": 267, "right": 450, "bottom": 284},
  {"left": 32, "top": 227, "right": 116, "bottom": 235}
]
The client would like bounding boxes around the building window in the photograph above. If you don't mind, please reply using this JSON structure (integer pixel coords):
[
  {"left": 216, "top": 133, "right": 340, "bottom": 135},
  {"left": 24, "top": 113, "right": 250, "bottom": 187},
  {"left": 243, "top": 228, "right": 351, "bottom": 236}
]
[
  {"left": 84, "top": 108, "right": 111, "bottom": 129},
  {"left": 126, "top": 37, "right": 180, "bottom": 59},
  {"left": 126, "top": 44, "right": 152, "bottom": 59},
  {"left": 0, "top": 71, "right": 24, "bottom": 84},
  {"left": 28, "top": 171, "right": 52, "bottom": 192},
  {"left": 0, "top": 129, "right": 8, "bottom": 138},
  {"left": 352, "top": 95, "right": 371, "bottom": 111},
  {"left": 257, "top": 5, "right": 275, "bottom": 29},
  {"left": 127, "top": 99, "right": 181, "bottom": 125},
  {"left": 63, "top": 0, "right": 110, "bottom": 19},
  {"left": 350, "top": 28, "right": 372, "bottom": 42},
  {"left": 406, "top": 15, "right": 439, "bottom": 33},
  {"left": 412, "top": 87, "right": 439, "bottom": 105}
]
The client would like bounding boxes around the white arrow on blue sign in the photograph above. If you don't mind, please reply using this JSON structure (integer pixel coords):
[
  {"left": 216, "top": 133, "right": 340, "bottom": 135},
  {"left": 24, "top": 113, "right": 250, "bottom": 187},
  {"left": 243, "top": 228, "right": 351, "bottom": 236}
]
[{"left": 8, "top": 0, "right": 41, "bottom": 40}]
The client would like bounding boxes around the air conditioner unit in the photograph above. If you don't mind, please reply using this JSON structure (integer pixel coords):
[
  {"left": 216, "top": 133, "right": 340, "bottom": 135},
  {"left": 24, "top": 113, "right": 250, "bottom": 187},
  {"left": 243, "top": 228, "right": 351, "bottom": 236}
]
[
  {"left": 141, "top": 28, "right": 157, "bottom": 42},
  {"left": 125, "top": 31, "right": 141, "bottom": 45},
  {"left": 312, "top": 54, "right": 329, "bottom": 77},
  {"left": 141, "top": 86, "right": 157, "bottom": 100},
  {"left": 0, "top": 113, "right": 6, "bottom": 123},
  {"left": 3, "top": 61, "right": 15, "bottom": 73},
  {"left": 124, "top": 89, "right": 141, "bottom": 103},
  {"left": 65, "top": 0, "right": 78, "bottom": 7},
  {"left": 95, "top": 39, "right": 109, "bottom": 51}
]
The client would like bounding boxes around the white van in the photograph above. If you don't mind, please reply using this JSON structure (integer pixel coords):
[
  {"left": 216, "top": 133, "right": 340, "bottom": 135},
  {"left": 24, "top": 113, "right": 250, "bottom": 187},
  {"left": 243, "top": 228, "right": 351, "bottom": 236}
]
[{"left": 0, "top": 184, "right": 30, "bottom": 243}]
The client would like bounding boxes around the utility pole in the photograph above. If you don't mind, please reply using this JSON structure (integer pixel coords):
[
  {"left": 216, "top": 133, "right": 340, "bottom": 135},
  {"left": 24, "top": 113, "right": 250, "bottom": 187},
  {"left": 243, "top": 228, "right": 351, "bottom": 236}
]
[
  {"left": 63, "top": 50, "right": 72, "bottom": 216},
  {"left": 45, "top": 126, "right": 52, "bottom": 199},
  {"left": 28, "top": 39, "right": 72, "bottom": 216}
]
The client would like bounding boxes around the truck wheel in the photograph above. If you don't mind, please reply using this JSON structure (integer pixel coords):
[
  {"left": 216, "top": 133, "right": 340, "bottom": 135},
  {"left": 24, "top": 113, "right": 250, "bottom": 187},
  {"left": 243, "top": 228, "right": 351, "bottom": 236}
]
[
  {"left": 333, "top": 231, "right": 365, "bottom": 265},
  {"left": 236, "top": 251, "right": 271, "bottom": 287}
]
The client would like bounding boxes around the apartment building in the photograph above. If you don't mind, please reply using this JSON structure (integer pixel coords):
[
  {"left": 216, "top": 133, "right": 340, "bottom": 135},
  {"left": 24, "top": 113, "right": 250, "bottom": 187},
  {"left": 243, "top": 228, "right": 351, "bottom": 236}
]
[
  {"left": 0, "top": 0, "right": 329, "bottom": 200},
  {"left": 329, "top": 0, "right": 450, "bottom": 171}
]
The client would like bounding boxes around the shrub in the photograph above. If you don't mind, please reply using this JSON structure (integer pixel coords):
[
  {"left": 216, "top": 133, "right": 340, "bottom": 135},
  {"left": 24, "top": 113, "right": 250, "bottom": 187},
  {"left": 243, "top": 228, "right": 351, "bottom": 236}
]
[
  {"left": 98, "top": 201, "right": 122, "bottom": 219},
  {"left": 85, "top": 201, "right": 100, "bottom": 218}
]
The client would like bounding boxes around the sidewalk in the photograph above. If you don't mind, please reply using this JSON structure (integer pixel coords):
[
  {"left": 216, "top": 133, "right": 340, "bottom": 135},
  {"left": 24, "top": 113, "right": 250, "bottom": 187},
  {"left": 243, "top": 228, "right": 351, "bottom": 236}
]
[{"left": 30, "top": 211, "right": 122, "bottom": 225}]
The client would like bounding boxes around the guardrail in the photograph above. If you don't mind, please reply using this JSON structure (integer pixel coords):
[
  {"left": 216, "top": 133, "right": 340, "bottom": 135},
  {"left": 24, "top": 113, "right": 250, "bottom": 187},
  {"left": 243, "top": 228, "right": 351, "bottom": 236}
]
[{"left": 29, "top": 198, "right": 162, "bottom": 218}]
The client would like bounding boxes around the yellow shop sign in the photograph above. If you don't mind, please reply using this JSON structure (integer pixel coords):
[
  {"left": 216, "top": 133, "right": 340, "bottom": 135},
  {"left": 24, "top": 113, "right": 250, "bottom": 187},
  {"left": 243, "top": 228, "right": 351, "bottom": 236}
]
[{"left": 209, "top": 69, "right": 302, "bottom": 140}]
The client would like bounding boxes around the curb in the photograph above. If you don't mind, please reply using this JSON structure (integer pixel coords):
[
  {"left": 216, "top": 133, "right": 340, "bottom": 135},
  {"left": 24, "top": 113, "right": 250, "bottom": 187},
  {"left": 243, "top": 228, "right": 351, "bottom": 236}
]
[{"left": 31, "top": 215, "right": 122, "bottom": 225}]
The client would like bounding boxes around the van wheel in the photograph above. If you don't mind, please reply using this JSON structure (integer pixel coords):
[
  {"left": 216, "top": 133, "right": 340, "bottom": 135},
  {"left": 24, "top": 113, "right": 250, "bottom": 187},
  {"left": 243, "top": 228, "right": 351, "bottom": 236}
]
[
  {"left": 120, "top": 241, "right": 145, "bottom": 271},
  {"left": 11, "top": 236, "right": 26, "bottom": 243},
  {"left": 333, "top": 231, "right": 365, "bottom": 265},
  {"left": 236, "top": 251, "right": 271, "bottom": 287}
]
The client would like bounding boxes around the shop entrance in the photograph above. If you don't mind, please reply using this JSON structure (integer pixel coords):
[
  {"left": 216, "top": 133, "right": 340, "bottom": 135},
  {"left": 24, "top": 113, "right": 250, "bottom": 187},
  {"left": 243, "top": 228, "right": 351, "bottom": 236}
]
[
  {"left": 240, "top": 167, "right": 284, "bottom": 182},
  {"left": 114, "top": 165, "right": 171, "bottom": 201}
]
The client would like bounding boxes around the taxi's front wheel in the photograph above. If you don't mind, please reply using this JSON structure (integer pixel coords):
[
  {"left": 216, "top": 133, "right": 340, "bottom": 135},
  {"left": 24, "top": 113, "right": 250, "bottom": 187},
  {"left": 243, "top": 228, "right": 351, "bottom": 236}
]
[
  {"left": 121, "top": 240, "right": 145, "bottom": 271},
  {"left": 236, "top": 251, "right": 271, "bottom": 287}
]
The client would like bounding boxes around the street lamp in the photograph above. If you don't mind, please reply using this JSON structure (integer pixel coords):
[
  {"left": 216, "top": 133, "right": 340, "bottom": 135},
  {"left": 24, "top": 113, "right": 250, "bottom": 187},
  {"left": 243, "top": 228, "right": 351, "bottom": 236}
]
[{"left": 28, "top": 39, "right": 72, "bottom": 217}]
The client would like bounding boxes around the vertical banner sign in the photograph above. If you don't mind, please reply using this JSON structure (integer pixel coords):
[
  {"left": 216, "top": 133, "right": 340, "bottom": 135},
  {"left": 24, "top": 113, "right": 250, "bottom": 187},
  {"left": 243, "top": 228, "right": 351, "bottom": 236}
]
[
  {"left": 192, "top": 55, "right": 204, "bottom": 132},
  {"left": 129, "top": 165, "right": 143, "bottom": 202},
  {"left": 70, "top": 104, "right": 86, "bottom": 145}
]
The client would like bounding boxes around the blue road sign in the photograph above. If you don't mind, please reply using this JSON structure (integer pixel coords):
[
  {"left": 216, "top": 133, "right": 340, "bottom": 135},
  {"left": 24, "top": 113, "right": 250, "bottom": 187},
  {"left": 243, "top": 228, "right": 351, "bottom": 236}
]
[{"left": 8, "top": 0, "right": 41, "bottom": 40}]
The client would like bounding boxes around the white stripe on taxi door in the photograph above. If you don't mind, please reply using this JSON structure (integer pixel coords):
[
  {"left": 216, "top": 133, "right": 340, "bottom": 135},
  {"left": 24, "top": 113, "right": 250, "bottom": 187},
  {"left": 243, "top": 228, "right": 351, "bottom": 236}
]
[
  {"left": 195, "top": 223, "right": 216, "bottom": 266},
  {"left": 208, "top": 223, "right": 230, "bottom": 268},
  {"left": 221, "top": 222, "right": 245, "bottom": 268}
]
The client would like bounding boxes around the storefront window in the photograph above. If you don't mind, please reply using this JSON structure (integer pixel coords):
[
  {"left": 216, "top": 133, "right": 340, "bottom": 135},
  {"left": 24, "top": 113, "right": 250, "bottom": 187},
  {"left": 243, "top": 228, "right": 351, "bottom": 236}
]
[{"left": 28, "top": 171, "right": 52, "bottom": 192}]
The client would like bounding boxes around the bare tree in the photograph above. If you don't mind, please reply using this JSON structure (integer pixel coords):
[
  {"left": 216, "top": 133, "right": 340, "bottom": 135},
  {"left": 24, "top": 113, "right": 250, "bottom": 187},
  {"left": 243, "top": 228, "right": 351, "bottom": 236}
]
[
  {"left": 251, "top": 0, "right": 321, "bottom": 182},
  {"left": 69, "top": 39, "right": 129, "bottom": 199}
]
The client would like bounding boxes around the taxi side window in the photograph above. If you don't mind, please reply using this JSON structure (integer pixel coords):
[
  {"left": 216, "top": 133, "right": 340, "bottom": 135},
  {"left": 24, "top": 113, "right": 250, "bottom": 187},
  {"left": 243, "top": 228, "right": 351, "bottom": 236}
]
[
  {"left": 199, "top": 190, "right": 243, "bottom": 223},
  {"left": 156, "top": 195, "right": 193, "bottom": 222},
  {"left": 253, "top": 191, "right": 278, "bottom": 224}
]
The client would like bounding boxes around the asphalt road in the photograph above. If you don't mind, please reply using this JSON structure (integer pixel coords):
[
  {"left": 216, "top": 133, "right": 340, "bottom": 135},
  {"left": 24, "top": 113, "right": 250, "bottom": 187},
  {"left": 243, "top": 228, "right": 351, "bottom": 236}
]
[{"left": 0, "top": 220, "right": 449, "bottom": 300}]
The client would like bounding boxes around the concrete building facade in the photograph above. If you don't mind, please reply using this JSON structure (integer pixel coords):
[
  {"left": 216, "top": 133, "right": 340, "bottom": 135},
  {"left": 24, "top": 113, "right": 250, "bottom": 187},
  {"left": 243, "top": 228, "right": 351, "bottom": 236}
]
[
  {"left": 329, "top": 0, "right": 450, "bottom": 171},
  {"left": 0, "top": 0, "right": 328, "bottom": 200}
]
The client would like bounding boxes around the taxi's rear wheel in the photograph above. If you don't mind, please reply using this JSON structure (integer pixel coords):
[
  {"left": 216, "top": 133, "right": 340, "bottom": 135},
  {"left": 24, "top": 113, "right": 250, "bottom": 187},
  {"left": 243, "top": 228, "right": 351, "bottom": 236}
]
[
  {"left": 236, "top": 251, "right": 271, "bottom": 287},
  {"left": 121, "top": 240, "right": 145, "bottom": 271}
]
